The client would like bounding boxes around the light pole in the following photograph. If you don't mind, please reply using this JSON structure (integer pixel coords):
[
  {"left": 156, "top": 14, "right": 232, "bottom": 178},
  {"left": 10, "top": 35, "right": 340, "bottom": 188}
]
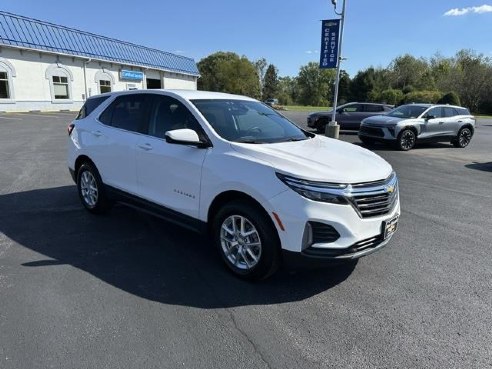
[{"left": 325, "top": 0, "right": 347, "bottom": 139}]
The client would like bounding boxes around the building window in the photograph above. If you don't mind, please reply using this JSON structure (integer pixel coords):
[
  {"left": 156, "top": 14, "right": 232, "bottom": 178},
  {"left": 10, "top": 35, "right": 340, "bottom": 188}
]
[
  {"left": 99, "top": 79, "right": 111, "bottom": 94},
  {"left": 52, "top": 75, "right": 70, "bottom": 99},
  {"left": 46, "top": 63, "right": 73, "bottom": 103},
  {"left": 0, "top": 71, "right": 10, "bottom": 99}
]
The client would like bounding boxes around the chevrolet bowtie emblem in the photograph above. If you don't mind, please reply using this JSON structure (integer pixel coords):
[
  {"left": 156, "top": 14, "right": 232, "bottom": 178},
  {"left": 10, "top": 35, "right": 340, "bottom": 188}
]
[{"left": 386, "top": 185, "right": 395, "bottom": 194}]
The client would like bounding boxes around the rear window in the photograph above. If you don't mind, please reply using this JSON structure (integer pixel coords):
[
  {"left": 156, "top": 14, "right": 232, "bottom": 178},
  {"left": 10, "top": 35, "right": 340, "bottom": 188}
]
[
  {"left": 456, "top": 107, "right": 471, "bottom": 115},
  {"left": 76, "top": 95, "right": 110, "bottom": 120}
]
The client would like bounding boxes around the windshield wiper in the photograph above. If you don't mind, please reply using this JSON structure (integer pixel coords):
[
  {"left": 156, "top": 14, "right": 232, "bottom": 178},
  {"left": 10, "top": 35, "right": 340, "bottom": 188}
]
[
  {"left": 234, "top": 137, "right": 263, "bottom": 144},
  {"left": 280, "top": 137, "right": 309, "bottom": 142}
]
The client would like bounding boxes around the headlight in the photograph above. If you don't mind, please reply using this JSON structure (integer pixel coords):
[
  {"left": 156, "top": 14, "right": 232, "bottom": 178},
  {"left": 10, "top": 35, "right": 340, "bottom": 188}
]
[{"left": 276, "top": 173, "right": 349, "bottom": 204}]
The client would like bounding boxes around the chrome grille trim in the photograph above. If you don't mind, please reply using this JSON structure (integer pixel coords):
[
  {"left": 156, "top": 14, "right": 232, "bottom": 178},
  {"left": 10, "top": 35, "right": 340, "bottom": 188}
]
[{"left": 347, "top": 173, "right": 399, "bottom": 218}]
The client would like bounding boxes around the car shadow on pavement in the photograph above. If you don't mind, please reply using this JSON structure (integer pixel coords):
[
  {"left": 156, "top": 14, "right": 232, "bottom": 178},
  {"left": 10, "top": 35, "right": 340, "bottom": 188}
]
[
  {"left": 465, "top": 162, "right": 492, "bottom": 172},
  {"left": 0, "top": 186, "right": 356, "bottom": 309}
]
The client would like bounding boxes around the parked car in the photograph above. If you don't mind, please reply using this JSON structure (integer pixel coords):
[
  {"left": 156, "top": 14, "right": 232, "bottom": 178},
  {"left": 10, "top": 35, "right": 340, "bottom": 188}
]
[
  {"left": 358, "top": 103, "right": 476, "bottom": 151},
  {"left": 264, "top": 98, "right": 279, "bottom": 106},
  {"left": 68, "top": 90, "right": 400, "bottom": 280},
  {"left": 307, "top": 102, "right": 394, "bottom": 133}
]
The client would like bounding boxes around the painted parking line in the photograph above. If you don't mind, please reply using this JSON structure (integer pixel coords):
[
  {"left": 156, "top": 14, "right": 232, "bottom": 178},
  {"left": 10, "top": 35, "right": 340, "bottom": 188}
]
[
  {"left": 0, "top": 115, "right": 23, "bottom": 120},
  {"left": 17, "top": 112, "right": 67, "bottom": 118}
]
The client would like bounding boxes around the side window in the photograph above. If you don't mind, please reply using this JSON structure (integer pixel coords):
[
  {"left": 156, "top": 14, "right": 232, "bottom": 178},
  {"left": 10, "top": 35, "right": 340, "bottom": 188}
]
[
  {"left": 364, "top": 104, "right": 384, "bottom": 112},
  {"left": 148, "top": 96, "right": 202, "bottom": 139},
  {"left": 444, "top": 107, "right": 457, "bottom": 118},
  {"left": 426, "top": 107, "right": 443, "bottom": 118},
  {"left": 343, "top": 104, "right": 362, "bottom": 112},
  {"left": 99, "top": 94, "right": 151, "bottom": 133},
  {"left": 76, "top": 96, "right": 110, "bottom": 120}
]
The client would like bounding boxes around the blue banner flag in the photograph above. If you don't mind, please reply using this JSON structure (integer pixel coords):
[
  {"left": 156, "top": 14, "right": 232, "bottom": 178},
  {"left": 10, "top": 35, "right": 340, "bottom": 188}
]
[{"left": 319, "top": 19, "right": 340, "bottom": 69}]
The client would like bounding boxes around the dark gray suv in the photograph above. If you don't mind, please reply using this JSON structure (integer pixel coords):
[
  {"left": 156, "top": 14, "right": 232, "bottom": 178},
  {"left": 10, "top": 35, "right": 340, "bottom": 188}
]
[
  {"left": 359, "top": 104, "right": 476, "bottom": 151},
  {"left": 307, "top": 102, "right": 393, "bottom": 132}
]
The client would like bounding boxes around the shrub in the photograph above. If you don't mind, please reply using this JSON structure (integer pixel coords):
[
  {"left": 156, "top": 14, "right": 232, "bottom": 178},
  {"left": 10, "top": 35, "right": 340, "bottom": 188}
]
[
  {"left": 437, "top": 92, "right": 461, "bottom": 106},
  {"left": 403, "top": 90, "right": 442, "bottom": 104},
  {"left": 379, "top": 89, "right": 404, "bottom": 105}
]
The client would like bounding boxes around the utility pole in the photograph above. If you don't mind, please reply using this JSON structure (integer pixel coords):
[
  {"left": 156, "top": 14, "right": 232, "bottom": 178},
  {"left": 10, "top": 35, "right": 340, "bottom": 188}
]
[{"left": 326, "top": 0, "right": 347, "bottom": 139}]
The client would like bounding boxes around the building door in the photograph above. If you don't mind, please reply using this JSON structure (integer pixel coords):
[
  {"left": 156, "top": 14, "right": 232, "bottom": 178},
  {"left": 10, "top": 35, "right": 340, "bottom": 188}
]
[{"left": 146, "top": 78, "right": 162, "bottom": 89}]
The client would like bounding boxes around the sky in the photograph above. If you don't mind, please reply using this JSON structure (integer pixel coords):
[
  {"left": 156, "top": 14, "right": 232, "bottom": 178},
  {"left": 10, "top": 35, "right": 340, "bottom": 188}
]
[{"left": 2, "top": 0, "right": 491, "bottom": 78}]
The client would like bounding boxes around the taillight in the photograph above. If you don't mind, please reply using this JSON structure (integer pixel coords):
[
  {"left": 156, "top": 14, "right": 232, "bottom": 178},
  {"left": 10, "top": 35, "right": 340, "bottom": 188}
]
[{"left": 67, "top": 123, "right": 75, "bottom": 136}]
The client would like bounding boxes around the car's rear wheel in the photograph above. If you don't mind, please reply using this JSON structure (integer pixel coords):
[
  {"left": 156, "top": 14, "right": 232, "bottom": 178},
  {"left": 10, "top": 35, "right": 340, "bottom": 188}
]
[
  {"left": 452, "top": 127, "right": 472, "bottom": 148},
  {"left": 213, "top": 200, "right": 280, "bottom": 280},
  {"left": 396, "top": 129, "right": 416, "bottom": 151},
  {"left": 77, "top": 162, "right": 111, "bottom": 214}
]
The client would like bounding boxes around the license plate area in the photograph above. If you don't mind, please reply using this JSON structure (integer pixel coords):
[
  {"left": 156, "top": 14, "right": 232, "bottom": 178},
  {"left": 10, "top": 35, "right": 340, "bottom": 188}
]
[{"left": 382, "top": 215, "right": 399, "bottom": 240}]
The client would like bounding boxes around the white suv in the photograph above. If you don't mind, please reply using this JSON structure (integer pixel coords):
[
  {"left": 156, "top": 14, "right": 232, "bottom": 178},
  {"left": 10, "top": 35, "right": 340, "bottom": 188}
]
[{"left": 67, "top": 90, "right": 400, "bottom": 280}]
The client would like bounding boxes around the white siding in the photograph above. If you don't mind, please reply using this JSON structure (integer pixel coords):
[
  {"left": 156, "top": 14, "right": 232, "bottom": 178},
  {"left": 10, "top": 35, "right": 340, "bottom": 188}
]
[{"left": 0, "top": 47, "right": 198, "bottom": 112}]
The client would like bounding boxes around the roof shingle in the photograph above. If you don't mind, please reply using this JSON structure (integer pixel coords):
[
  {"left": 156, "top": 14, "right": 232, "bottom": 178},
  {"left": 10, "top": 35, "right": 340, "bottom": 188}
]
[{"left": 0, "top": 11, "right": 199, "bottom": 76}]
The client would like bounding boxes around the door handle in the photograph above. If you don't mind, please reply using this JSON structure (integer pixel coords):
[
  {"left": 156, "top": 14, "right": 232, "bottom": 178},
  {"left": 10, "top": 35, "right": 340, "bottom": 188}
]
[
  {"left": 458, "top": 120, "right": 463, "bottom": 123},
  {"left": 138, "top": 143, "right": 153, "bottom": 151},
  {"left": 91, "top": 130, "right": 103, "bottom": 137},
  {"left": 438, "top": 122, "right": 444, "bottom": 124}
]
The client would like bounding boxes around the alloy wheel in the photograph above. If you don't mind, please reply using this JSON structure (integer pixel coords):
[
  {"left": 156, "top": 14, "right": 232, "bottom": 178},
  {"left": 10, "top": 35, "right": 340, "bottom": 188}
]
[
  {"left": 80, "top": 170, "right": 98, "bottom": 207},
  {"left": 400, "top": 130, "right": 415, "bottom": 150},
  {"left": 458, "top": 128, "right": 472, "bottom": 147},
  {"left": 220, "top": 215, "right": 262, "bottom": 270}
]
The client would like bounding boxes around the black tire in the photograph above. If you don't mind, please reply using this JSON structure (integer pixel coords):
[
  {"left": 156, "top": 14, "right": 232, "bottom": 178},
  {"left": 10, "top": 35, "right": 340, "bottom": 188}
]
[
  {"left": 396, "top": 129, "right": 416, "bottom": 151},
  {"left": 77, "top": 162, "right": 111, "bottom": 214},
  {"left": 212, "top": 200, "right": 281, "bottom": 281},
  {"left": 452, "top": 127, "right": 473, "bottom": 148},
  {"left": 316, "top": 122, "right": 326, "bottom": 134},
  {"left": 359, "top": 136, "right": 375, "bottom": 146}
]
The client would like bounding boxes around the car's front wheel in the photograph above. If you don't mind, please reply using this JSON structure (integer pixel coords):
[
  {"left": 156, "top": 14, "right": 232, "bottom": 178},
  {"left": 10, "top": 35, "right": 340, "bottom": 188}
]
[
  {"left": 213, "top": 200, "right": 280, "bottom": 280},
  {"left": 77, "top": 162, "right": 111, "bottom": 214},
  {"left": 396, "top": 129, "right": 416, "bottom": 151},
  {"left": 452, "top": 127, "right": 473, "bottom": 148}
]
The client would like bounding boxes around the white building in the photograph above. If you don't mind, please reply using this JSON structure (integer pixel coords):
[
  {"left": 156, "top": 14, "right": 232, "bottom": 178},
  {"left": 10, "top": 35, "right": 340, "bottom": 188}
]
[{"left": 0, "top": 11, "right": 200, "bottom": 112}]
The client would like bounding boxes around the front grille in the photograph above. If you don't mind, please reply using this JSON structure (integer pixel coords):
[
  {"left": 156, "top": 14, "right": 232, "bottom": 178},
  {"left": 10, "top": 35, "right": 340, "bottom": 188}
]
[
  {"left": 360, "top": 126, "right": 384, "bottom": 137},
  {"left": 310, "top": 222, "right": 340, "bottom": 244},
  {"left": 349, "top": 173, "right": 398, "bottom": 218}
]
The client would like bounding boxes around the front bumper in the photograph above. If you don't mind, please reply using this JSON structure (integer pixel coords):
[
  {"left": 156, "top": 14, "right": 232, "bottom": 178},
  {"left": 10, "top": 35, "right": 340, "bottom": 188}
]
[
  {"left": 268, "top": 188, "right": 400, "bottom": 258},
  {"left": 282, "top": 233, "right": 393, "bottom": 267},
  {"left": 358, "top": 124, "right": 397, "bottom": 141}
]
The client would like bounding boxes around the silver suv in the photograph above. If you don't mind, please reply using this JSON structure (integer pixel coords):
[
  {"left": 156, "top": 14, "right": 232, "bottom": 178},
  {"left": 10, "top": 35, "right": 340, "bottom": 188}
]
[{"left": 358, "top": 104, "right": 476, "bottom": 151}]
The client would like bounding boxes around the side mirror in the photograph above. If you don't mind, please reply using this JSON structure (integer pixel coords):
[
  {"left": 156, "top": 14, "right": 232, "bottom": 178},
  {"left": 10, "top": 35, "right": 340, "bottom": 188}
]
[
  {"left": 165, "top": 129, "right": 210, "bottom": 148},
  {"left": 425, "top": 115, "right": 435, "bottom": 121}
]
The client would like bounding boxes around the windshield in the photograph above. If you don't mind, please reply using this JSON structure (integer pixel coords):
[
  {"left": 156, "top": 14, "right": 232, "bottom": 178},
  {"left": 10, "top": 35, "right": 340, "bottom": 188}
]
[
  {"left": 191, "top": 99, "right": 309, "bottom": 143},
  {"left": 387, "top": 105, "right": 428, "bottom": 119}
]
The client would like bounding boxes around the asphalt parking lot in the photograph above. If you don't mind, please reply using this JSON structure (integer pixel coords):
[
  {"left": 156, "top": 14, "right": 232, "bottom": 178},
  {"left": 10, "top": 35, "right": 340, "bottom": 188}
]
[{"left": 1, "top": 111, "right": 491, "bottom": 369}]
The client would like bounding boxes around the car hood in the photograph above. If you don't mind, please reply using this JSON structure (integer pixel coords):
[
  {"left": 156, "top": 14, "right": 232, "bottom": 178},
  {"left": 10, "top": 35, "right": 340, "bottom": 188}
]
[
  {"left": 309, "top": 110, "right": 333, "bottom": 118},
  {"left": 231, "top": 135, "right": 393, "bottom": 184},
  {"left": 362, "top": 115, "right": 405, "bottom": 126}
]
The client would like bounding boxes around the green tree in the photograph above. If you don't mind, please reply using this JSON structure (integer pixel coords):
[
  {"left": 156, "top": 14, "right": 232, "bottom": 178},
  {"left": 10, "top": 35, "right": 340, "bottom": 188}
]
[
  {"left": 349, "top": 68, "right": 375, "bottom": 101},
  {"left": 278, "top": 76, "right": 298, "bottom": 105},
  {"left": 296, "top": 62, "right": 336, "bottom": 106},
  {"left": 337, "top": 70, "right": 351, "bottom": 104},
  {"left": 197, "top": 52, "right": 261, "bottom": 98},
  {"left": 389, "top": 54, "right": 432, "bottom": 90},
  {"left": 262, "top": 64, "right": 279, "bottom": 100}
]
